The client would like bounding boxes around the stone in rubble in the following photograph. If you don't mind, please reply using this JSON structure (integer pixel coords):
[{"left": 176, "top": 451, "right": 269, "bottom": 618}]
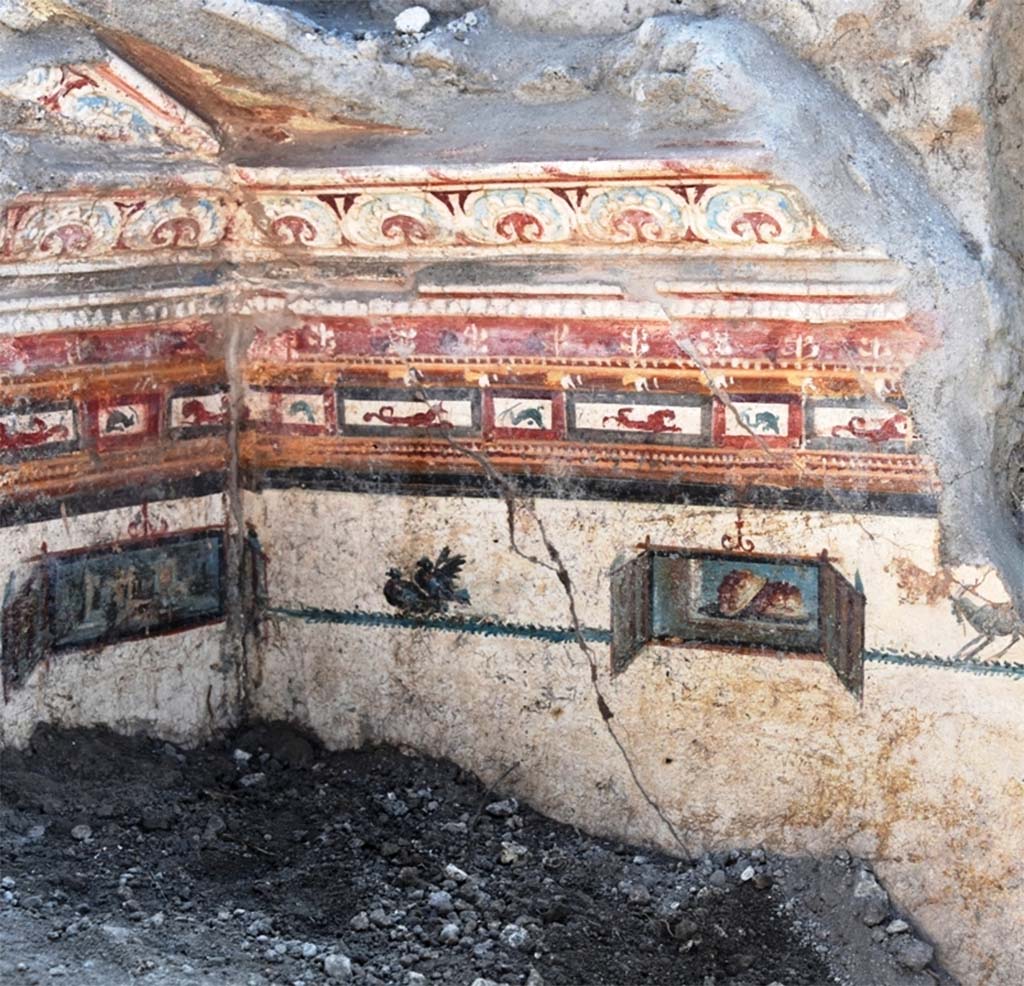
[
  {"left": 485, "top": 799, "right": 519, "bottom": 818},
  {"left": 892, "top": 936, "right": 934, "bottom": 972},
  {"left": 428, "top": 890, "right": 454, "bottom": 914},
  {"left": 323, "top": 952, "right": 353, "bottom": 981}
]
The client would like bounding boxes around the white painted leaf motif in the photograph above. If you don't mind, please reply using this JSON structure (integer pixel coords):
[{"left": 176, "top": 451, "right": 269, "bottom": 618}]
[
  {"left": 698, "top": 186, "right": 816, "bottom": 244},
  {"left": 120, "top": 196, "right": 226, "bottom": 251},
  {"left": 342, "top": 192, "right": 454, "bottom": 248},
  {"left": 256, "top": 195, "right": 342, "bottom": 248},
  {"left": 579, "top": 186, "right": 691, "bottom": 243},
  {"left": 9, "top": 200, "right": 120, "bottom": 259},
  {"left": 460, "top": 188, "right": 574, "bottom": 244}
]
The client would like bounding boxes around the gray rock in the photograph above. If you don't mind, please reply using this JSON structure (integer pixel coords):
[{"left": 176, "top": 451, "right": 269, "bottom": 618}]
[
  {"left": 301, "top": 942, "right": 318, "bottom": 958},
  {"left": 709, "top": 869, "right": 727, "bottom": 887},
  {"left": 671, "top": 917, "right": 699, "bottom": 942},
  {"left": 394, "top": 6, "right": 431, "bottom": 35},
  {"left": 428, "top": 890, "right": 454, "bottom": 914},
  {"left": 383, "top": 795, "right": 408, "bottom": 817},
  {"left": 70, "top": 825, "right": 91, "bottom": 841},
  {"left": 499, "top": 923, "right": 529, "bottom": 948},
  {"left": 349, "top": 912, "right": 370, "bottom": 931},
  {"left": 407, "top": 974, "right": 427, "bottom": 986},
  {"left": 886, "top": 919, "right": 910, "bottom": 934},
  {"left": 526, "top": 968, "right": 545, "bottom": 986},
  {"left": 444, "top": 864, "right": 468, "bottom": 883},
  {"left": 323, "top": 952, "right": 353, "bottom": 981},
  {"left": 139, "top": 808, "right": 173, "bottom": 832},
  {"left": 239, "top": 772, "right": 266, "bottom": 788},
  {"left": 853, "top": 871, "right": 890, "bottom": 926},
  {"left": 439, "top": 922, "right": 460, "bottom": 944},
  {"left": 485, "top": 798, "right": 519, "bottom": 818},
  {"left": 892, "top": 936, "right": 934, "bottom": 972}
]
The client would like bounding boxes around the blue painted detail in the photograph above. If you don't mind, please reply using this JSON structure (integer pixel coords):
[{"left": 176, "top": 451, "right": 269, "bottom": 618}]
[
  {"left": 271, "top": 606, "right": 1024, "bottom": 680},
  {"left": 862, "top": 650, "right": 1024, "bottom": 680},
  {"left": 270, "top": 606, "right": 611, "bottom": 645}
]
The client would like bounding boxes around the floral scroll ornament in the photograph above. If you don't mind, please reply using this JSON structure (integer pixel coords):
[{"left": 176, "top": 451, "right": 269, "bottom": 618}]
[
  {"left": 342, "top": 192, "right": 453, "bottom": 248},
  {"left": 127, "top": 504, "right": 169, "bottom": 539},
  {"left": 580, "top": 186, "right": 689, "bottom": 243},
  {"left": 460, "top": 188, "right": 574, "bottom": 244},
  {"left": 698, "top": 186, "right": 817, "bottom": 245},
  {"left": 260, "top": 195, "right": 342, "bottom": 248},
  {"left": 120, "top": 196, "right": 226, "bottom": 252},
  {"left": 9, "top": 200, "right": 120, "bottom": 260},
  {"left": 721, "top": 513, "right": 756, "bottom": 553}
]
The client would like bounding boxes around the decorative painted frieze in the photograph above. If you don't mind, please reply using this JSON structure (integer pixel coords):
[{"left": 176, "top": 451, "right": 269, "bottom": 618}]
[
  {"left": 0, "top": 190, "right": 230, "bottom": 270},
  {"left": 237, "top": 176, "right": 827, "bottom": 257},
  {"left": 1, "top": 53, "right": 219, "bottom": 154}
]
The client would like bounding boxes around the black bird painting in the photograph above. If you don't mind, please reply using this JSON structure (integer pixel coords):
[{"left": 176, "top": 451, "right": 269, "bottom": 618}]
[{"left": 383, "top": 547, "right": 471, "bottom": 616}]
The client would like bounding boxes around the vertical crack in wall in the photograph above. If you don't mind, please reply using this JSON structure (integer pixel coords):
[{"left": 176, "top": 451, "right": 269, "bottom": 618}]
[{"left": 409, "top": 384, "right": 693, "bottom": 859}]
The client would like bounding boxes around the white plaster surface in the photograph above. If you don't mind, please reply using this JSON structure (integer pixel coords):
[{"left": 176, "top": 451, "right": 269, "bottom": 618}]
[
  {"left": 246, "top": 488, "right": 1024, "bottom": 986},
  {"left": 0, "top": 494, "right": 234, "bottom": 747}
]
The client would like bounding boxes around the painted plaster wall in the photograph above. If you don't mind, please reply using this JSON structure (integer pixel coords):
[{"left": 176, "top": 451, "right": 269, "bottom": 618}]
[
  {"left": 0, "top": 494, "right": 235, "bottom": 748},
  {"left": 246, "top": 487, "right": 1024, "bottom": 986}
]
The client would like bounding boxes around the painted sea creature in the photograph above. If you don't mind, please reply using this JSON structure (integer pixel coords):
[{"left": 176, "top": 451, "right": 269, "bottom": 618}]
[
  {"left": 181, "top": 397, "right": 226, "bottom": 426},
  {"left": 741, "top": 410, "right": 780, "bottom": 434},
  {"left": 831, "top": 412, "right": 908, "bottom": 443},
  {"left": 104, "top": 407, "right": 138, "bottom": 433},
  {"left": 0, "top": 417, "right": 69, "bottom": 450},
  {"left": 499, "top": 405, "right": 544, "bottom": 429},
  {"left": 384, "top": 547, "right": 470, "bottom": 616},
  {"left": 602, "top": 408, "right": 681, "bottom": 433},
  {"left": 363, "top": 403, "right": 450, "bottom": 429},
  {"left": 288, "top": 399, "right": 317, "bottom": 423},
  {"left": 951, "top": 591, "right": 1022, "bottom": 661}
]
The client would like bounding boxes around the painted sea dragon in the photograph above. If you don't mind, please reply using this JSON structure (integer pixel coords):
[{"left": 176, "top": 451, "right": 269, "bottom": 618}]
[
  {"left": 363, "top": 403, "right": 451, "bottom": 428},
  {"left": 499, "top": 405, "right": 545, "bottom": 429},
  {"left": 0, "top": 417, "right": 69, "bottom": 450},
  {"left": 603, "top": 407, "right": 681, "bottom": 433},
  {"left": 831, "top": 412, "right": 908, "bottom": 443}
]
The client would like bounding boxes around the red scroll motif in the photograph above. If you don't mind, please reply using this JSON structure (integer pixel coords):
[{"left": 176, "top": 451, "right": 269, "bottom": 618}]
[
  {"left": 612, "top": 209, "right": 664, "bottom": 242},
  {"left": 381, "top": 215, "right": 432, "bottom": 244},
  {"left": 271, "top": 215, "right": 317, "bottom": 245},
  {"left": 40, "top": 224, "right": 92, "bottom": 255},
  {"left": 152, "top": 217, "right": 201, "bottom": 247},
  {"left": 730, "top": 211, "right": 783, "bottom": 243},
  {"left": 495, "top": 212, "right": 544, "bottom": 242}
]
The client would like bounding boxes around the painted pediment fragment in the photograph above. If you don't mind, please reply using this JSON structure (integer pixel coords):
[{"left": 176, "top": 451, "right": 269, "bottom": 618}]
[{"left": 1, "top": 51, "right": 219, "bottom": 154}]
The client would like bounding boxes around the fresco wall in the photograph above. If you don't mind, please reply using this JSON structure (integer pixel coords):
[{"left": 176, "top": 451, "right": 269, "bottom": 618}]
[{"left": 1, "top": 8, "right": 1021, "bottom": 985}]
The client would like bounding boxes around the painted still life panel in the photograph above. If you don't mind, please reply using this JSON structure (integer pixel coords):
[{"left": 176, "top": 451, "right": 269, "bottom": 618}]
[{"left": 613, "top": 548, "right": 864, "bottom": 695}]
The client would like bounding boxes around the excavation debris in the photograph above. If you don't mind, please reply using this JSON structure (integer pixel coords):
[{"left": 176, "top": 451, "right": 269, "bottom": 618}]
[{"left": 0, "top": 724, "right": 953, "bottom": 985}]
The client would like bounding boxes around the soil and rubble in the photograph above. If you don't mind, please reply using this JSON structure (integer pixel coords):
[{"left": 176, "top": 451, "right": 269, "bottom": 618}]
[{"left": 0, "top": 723, "right": 952, "bottom": 986}]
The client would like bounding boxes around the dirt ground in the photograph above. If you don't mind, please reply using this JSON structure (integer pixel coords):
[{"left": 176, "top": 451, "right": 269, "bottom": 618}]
[{"left": 0, "top": 723, "right": 953, "bottom": 986}]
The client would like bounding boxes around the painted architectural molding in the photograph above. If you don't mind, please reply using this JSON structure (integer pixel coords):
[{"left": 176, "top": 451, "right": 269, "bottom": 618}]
[
  {"left": 1, "top": 52, "right": 219, "bottom": 154},
  {"left": 0, "top": 160, "right": 835, "bottom": 272}
]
